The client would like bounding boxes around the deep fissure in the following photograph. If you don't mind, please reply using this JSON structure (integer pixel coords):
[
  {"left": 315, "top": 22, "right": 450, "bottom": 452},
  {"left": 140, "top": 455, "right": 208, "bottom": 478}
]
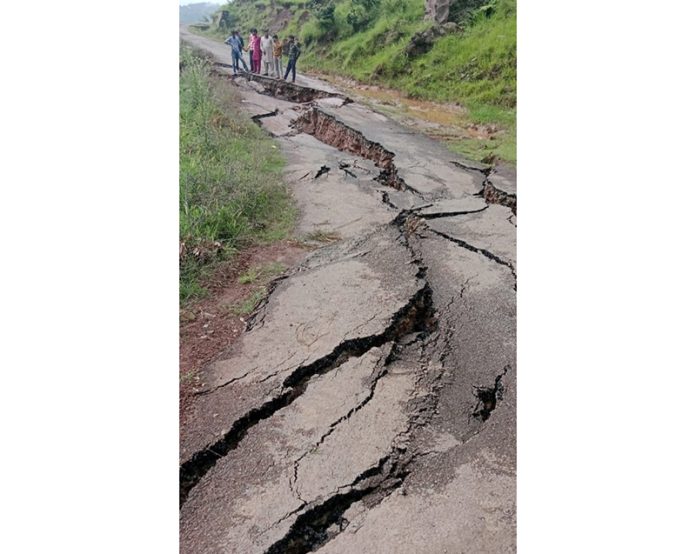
[
  {"left": 471, "top": 365, "right": 510, "bottom": 422},
  {"left": 483, "top": 179, "right": 517, "bottom": 214},
  {"left": 429, "top": 227, "right": 516, "bottom": 279},
  {"left": 251, "top": 109, "right": 279, "bottom": 125},
  {"left": 293, "top": 108, "right": 408, "bottom": 191},
  {"left": 265, "top": 452, "right": 412, "bottom": 554},
  {"left": 180, "top": 282, "right": 434, "bottom": 508},
  {"left": 450, "top": 160, "right": 491, "bottom": 175},
  {"left": 214, "top": 63, "right": 353, "bottom": 104},
  {"left": 417, "top": 205, "right": 489, "bottom": 220}
]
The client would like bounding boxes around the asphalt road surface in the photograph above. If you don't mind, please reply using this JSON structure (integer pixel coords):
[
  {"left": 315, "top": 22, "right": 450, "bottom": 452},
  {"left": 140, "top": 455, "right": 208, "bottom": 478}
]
[{"left": 180, "top": 27, "right": 517, "bottom": 554}]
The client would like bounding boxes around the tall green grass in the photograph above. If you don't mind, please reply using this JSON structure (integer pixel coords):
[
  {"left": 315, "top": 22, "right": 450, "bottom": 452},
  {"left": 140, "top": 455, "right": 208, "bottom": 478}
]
[
  {"left": 302, "top": 0, "right": 515, "bottom": 117},
  {"left": 180, "top": 47, "right": 295, "bottom": 301}
]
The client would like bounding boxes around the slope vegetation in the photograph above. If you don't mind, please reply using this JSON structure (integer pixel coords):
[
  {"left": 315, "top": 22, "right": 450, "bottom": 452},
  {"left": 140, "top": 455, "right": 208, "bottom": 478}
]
[
  {"left": 203, "top": 0, "right": 516, "bottom": 162},
  {"left": 179, "top": 46, "right": 295, "bottom": 300}
]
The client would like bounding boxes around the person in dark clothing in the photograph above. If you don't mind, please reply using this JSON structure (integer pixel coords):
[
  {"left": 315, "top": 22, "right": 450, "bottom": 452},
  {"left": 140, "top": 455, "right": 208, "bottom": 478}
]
[{"left": 283, "top": 36, "right": 301, "bottom": 83}]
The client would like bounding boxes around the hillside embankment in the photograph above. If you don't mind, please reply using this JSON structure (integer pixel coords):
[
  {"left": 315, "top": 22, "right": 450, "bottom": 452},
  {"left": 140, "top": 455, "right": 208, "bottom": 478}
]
[{"left": 198, "top": 0, "right": 516, "bottom": 164}]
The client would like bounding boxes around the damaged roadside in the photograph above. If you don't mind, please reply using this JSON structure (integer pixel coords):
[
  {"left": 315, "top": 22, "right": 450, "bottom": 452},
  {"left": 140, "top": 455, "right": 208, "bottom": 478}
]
[{"left": 180, "top": 29, "right": 516, "bottom": 554}]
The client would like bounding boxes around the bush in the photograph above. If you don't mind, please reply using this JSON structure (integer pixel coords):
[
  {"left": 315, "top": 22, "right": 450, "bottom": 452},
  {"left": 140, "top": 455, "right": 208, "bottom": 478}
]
[
  {"left": 346, "top": 5, "right": 370, "bottom": 31},
  {"left": 317, "top": 4, "right": 336, "bottom": 30}
]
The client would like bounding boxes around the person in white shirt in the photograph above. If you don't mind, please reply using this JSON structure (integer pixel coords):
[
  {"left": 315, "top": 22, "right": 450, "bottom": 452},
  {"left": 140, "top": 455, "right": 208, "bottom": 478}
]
[{"left": 260, "top": 30, "right": 273, "bottom": 77}]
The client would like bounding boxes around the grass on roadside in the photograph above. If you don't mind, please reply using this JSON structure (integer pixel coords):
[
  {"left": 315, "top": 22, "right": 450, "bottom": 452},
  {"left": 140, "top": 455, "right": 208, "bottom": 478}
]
[
  {"left": 180, "top": 46, "right": 295, "bottom": 301},
  {"left": 238, "top": 261, "right": 286, "bottom": 284},
  {"left": 447, "top": 132, "right": 516, "bottom": 165},
  {"left": 302, "top": 0, "right": 516, "bottom": 163}
]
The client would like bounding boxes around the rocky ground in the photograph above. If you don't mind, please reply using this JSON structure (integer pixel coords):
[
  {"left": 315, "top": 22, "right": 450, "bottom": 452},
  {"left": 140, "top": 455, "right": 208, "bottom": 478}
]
[{"left": 180, "top": 27, "right": 517, "bottom": 554}]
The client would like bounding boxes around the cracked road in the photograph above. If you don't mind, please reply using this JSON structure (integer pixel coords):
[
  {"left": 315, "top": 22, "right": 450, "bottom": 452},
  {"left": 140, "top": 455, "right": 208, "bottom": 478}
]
[{"left": 181, "top": 27, "right": 517, "bottom": 554}]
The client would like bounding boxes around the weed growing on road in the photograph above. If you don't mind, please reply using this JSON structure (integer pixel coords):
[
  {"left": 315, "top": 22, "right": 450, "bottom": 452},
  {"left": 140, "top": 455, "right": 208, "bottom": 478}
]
[
  {"left": 237, "top": 267, "right": 261, "bottom": 285},
  {"left": 238, "top": 262, "right": 286, "bottom": 285},
  {"left": 180, "top": 47, "right": 296, "bottom": 301},
  {"left": 229, "top": 288, "right": 267, "bottom": 316},
  {"left": 304, "top": 230, "right": 342, "bottom": 243}
]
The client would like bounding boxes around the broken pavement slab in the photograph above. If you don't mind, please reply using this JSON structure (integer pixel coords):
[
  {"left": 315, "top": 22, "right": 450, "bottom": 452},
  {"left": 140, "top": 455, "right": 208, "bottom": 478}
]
[
  {"left": 180, "top": 225, "right": 426, "bottom": 499},
  {"left": 309, "top": 230, "right": 519, "bottom": 554},
  {"left": 424, "top": 204, "right": 517, "bottom": 272},
  {"left": 314, "top": 454, "right": 515, "bottom": 554},
  {"left": 310, "top": 103, "right": 486, "bottom": 199},
  {"left": 275, "top": 132, "right": 396, "bottom": 240},
  {"left": 181, "top": 345, "right": 421, "bottom": 554},
  {"left": 417, "top": 196, "right": 488, "bottom": 218},
  {"left": 484, "top": 163, "right": 517, "bottom": 213},
  {"left": 488, "top": 163, "right": 517, "bottom": 197},
  {"left": 180, "top": 27, "right": 517, "bottom": 554}
]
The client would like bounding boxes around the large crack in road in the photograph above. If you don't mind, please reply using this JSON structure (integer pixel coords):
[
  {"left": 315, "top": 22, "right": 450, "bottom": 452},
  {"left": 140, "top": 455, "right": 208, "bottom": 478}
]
[
  {"left": 180, "top": 27, "right": 516, "bottom": 554},
  {"left": 293, "top": 107, "right": 409, "bottom": 192},
  {"left": 180, "top": 233, "right": 431, "bottom": 505}
]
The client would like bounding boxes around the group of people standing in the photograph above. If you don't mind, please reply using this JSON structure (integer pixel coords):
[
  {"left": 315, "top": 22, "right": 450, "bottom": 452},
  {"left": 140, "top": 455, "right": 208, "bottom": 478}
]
[{"left": 224, "top": 29, "right": 302, "bottom": 83}]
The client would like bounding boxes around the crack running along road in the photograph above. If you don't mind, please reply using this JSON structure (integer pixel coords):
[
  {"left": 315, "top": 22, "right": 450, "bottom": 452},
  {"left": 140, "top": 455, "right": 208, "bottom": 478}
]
[{"left": 180, "top": 26, "right": 517, "bottom": 554}]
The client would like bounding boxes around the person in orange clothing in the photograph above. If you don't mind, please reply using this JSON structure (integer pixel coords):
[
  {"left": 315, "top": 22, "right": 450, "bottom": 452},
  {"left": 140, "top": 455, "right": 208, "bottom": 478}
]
[{"left": 272, "top": 35, "right": 284, "bottom": 79}]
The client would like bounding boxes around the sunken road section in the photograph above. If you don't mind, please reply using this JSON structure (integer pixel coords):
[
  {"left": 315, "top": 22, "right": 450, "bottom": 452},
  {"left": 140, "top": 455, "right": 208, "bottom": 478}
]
[
  {"left": 293, "top": 108, "right": 407, "bottom": 191},
  {"left": 214, "top": 62, "right": 353, "bottom": 105},
  {"left": 180, "top": 28, "right": 516, "bottom": 554}
]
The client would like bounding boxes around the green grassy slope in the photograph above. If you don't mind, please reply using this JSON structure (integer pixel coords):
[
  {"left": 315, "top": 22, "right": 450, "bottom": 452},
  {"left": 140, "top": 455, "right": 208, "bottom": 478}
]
[
  {"left": 180, "top": 46, "right": 295, "bottom": 300},
  {"left": 204, "top": 0, "right": 516, "bottom": 162}
]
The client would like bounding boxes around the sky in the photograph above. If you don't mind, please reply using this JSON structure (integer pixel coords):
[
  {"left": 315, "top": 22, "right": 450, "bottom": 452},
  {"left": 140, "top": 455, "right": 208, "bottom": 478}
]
[{"left": 180, "top": 0, "right": 226, "bottom": 5}]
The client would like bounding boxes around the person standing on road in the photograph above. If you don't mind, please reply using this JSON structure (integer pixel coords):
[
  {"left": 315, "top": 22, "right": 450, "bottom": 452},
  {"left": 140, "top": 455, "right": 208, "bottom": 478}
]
[
  {"left": 283, "top": 36, "right": 301, "bottom": 83},
  {"left": 246, "top": 29, "right": 261, "bottom": 73},
  {"left": 272, "top": 35, "right": 284, "bottom": 78},
  {"left": 224, "top": 30, "right": 248, "bottom": 74},
  {"left": 260, "top": 30, "right": 273, "bottom": 76},
  {"left": 245, "top": 29, "right": 252, "bottom": 70}
]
